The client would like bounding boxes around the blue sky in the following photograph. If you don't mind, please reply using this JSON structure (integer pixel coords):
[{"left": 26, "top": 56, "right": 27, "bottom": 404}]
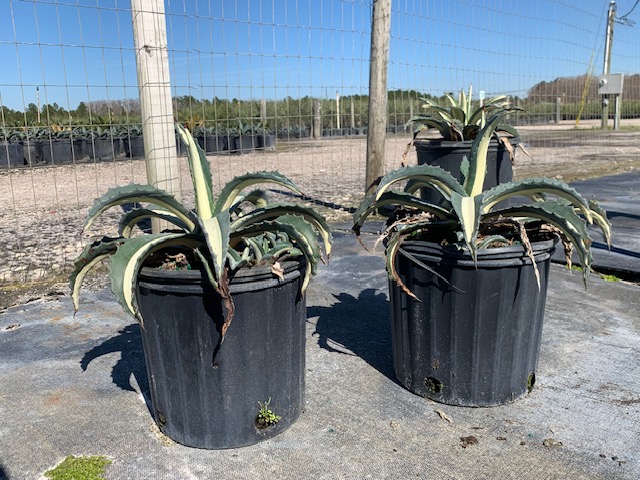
[{"left": 0, "top": 0, "right": 639, "bottom": 112}]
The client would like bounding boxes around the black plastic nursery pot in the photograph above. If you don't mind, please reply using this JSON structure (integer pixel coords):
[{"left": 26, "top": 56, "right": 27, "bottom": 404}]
[
  {"left": 197, "top": 135, "right": 227, "bottom": 154},
  {"left": 136, "top": 259, "right": 307, "bottom": 449},
  {"left": 231, "top": 135, "right": 256, "bottom": 154},
  {"left": 257, "top": 134, "right": 275, "bottom": 150},
  {"left": 389, "top": 238, "right": 556, "bottom": 407},
  {"left": 0, "top": 143, "right": 24, "bottom": 167},
  {"left": 125, "top": 136, "right": 145, "bottom": 158},
  {"left": 41, "top": 140, "right": 74, "bottom": 165},
  {"left": 414, "top": 138, "right": 519, "bottom": 205},
  {"left": 89, "top": 138, "right": 118, "bottom": 160}
]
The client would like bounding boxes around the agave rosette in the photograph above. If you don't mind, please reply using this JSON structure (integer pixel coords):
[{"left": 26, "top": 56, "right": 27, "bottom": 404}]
[
  {"left": 71, "top": 124, "right": 332, "bottom": 325},
  {"left": 408, "top": 86, "right": 514, "bottom": 141},
  {"left": 353, "top": 111, "right": 611, "bottom": 292}
]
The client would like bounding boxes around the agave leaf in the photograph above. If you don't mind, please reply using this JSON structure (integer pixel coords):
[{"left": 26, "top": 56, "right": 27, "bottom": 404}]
[
  {"left": 407, "top": 116, "right": 453, "bottom": 140},
  {"left": 82, "top": 184, "right": 195, "bottom": 233},
  {"left": 118, "top": 207, "right": 192, "bottom": 238},
  {"left": 264, "top": 244, "right": 303, "bottom": 262},
  {"left": 449, "top": 105, "right": 466, "bottom": 124},
  {"left": 176, "top": 123, "right": 216, "bottom": 219},
  {"left": 444, "top": 92, "right": 457, "bottom": 108},
  {"left": 481, "top": 178, "right": 593, "bottom": 222},
  {"left": 467, "top": 108, "right": 486, "bottom": 128},
  {"left": 243, "top": 236, "right": 264, "bottom": 264},
  {"left": 384, "top": 219, "right": 436, "bottom": 298},
  {"left": 588, "top": 199, "right": 612, "bottom": 247},
  {"left": 460, "top": 156, "right": 470, "bottom": 184},
  {"left": 70, "top": 237, "right": 125, "bottom": 314},
  {"left": 275, "top": 215, "right": 322, "bottom": 272},
  {"left": 462, "top": 124, "right": 479, "bottom": 140},
  {"left": 375, "top": 164, "right": 466, "bottom": 202},
  {"left": 477, "top": 235, "right": 512, "bottom": 249},
  {"left": 232, "top": 218, "right": 317, "bottom": 294},
  {"left": 485, "top": 202, "right": 593, "bottom": 284},
  {"left": 214, "top": 171, "right": 303, "bottom": 215},
  {"left": 450, "top": 191, "right": 483, "bottom": 258},
  {"left": 226, "top": 247, "right": 251, "bottom": 272},
  {"left": 108, "top": 233, "right": 204, "bottom": 320},
  {"left": 496, "top": 123, "right": 519, "bottom": 137},
  {"left": 230, "top": 202, "right": 333, "bottom": 260},
  {"left": 352, "top": 191, "right": 452, "bottom": 236},
  {"left": 230, "top": 189, "right": 269, "bottom": 216},
  {"left": 197, "top": 210, "right": 231, "bottom": 285},
  {"left": 193, "top": 247, "right": 219, "bottom": 291},
  {"left": 464, "top": 85, "right": 472, "bottom": 118},
  {"left": 463, "top": 110, "right": 509, "bottom": 197},
  {"left": 485, "top": 94, "right": 508, "bottom": 106},
  {"left": 420, "top": 103, "right": 456, "bottom": 124}
]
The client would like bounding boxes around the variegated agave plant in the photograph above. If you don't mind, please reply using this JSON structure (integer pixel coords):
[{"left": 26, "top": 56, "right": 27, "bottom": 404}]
[
  {"left": 71, "top": 124, "right": 331, "bottom": 335},
  {"left": 408, "top": 85, "right": 515, "bottom": 141},
  {"left": 353, "top": 111, "right": 611, "bottom": 295}
]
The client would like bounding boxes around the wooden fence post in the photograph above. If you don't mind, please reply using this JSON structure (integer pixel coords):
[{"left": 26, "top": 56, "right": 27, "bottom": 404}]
[{"left": 365, "top": 0, "right": 391, "bottom": 195}]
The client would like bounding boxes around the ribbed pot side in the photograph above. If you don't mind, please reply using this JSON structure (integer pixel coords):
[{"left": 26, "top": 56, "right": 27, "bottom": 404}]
[
  {"left": 136, "top": 259, "right": 306, "bottom": 449},
  {"left": 389, "top": 239, "right": 555, "bottom": 407}
]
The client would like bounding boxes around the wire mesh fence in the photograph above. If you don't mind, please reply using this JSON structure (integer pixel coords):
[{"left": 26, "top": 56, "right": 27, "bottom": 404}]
[{"left": 1, "top": 0, "right": 640, "bottom": 293}]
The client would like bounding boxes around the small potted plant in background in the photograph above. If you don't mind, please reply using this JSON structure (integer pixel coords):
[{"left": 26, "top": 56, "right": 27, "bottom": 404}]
[
  {"left": 405, "top": 86, "right": 520, "bottom": 204},
  {"left": 230, "top": 120, "right": 257, "bottom": 154},
  {"left": 0, "top": 127, "right": 25, "bottom": 167},
  {"left": 122, "top": 123, "right": 144, "bottom": 158},
  {"left": 353, "top": 111, "right": 610, "bottom": 407},
  {"left": 71, "top": 124, "right": 332, "bottom": 449},
  {"left": 255, "top": 122, "right": 275, "bottom": 151}
]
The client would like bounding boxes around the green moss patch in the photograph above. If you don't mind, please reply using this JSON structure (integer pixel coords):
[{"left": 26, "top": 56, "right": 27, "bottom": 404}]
[{"left": 44, "top": 455, "right": 111, "bottom": 480}]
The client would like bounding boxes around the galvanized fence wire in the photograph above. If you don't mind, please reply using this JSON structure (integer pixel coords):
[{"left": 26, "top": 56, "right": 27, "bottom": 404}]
[{"left": 1, "top": 0, "right": 640, "bottom": 290}]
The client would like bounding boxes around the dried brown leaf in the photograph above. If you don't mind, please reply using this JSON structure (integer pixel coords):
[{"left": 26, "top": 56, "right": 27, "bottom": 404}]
[
  {"left": 519, "top": 222, "right": 540, "bottom": 289},
  {"left": 271, "top": 261, "right": 285, "bottom": 281},
  {"left": 434, "top": 409, "right": 452, "bottom": 423}
]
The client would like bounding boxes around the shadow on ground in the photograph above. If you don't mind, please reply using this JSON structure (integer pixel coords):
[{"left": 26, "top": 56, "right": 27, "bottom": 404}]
[
  {"left": 309, "top": 288, "right": 396, "bottom": 381},
  {"left": 81, "top": 324, "right": 151, "bottom": 407}
]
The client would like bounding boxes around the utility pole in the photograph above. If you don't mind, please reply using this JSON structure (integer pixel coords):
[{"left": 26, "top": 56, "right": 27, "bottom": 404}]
[
  {"left": 336, "top": 91, "right": 341, "bottom": 130},
  {"left": 36, "top": 86, "right": 40, "bottom": 124},
  {"left": 601, "top": 1, "right": 616, "bottom": 128},
  {"left": 365, "top": 0, "right": 391, "bottom": 195},
  {"left": 130, "top": 0, "right": 181, "bottom": 226}
]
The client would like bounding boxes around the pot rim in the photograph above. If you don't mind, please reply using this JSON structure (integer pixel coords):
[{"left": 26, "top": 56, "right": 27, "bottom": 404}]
[
  {"left": 414, "top": 137, "right": 521, "bottom": 149},
  {"left": 397, "top": 237, "right": 558, "bottom": 267},
  {"left": 138, "top": 257, "right": 305, "bottom": 294}
]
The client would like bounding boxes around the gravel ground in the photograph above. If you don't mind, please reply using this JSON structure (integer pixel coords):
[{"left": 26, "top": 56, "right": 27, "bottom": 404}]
[{"left": 2, "top": 124, "right": 640, "bottom": 310}]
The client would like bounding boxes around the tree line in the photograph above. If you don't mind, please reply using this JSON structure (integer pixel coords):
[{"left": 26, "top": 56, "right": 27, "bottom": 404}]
[{"left": 2, "top": 76, "right": 639, "bottom": 131}]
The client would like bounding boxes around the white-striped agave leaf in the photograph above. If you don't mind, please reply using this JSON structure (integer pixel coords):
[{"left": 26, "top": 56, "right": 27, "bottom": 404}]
[
  {"left": 375, "top": 164, "right": 466, "bottom": 201},
  {"left": 232, "top": 218, "right": 319, "bottom": 294},
  {"left": 70, "top": 236, "right": 126, "bottom": 314},
  {"left": 82, "top": 184, "right": 196, "bottom": 234},
  {"left": 229, "top": 202, "right": 332, "bottom": 260},
  {"left": 214, "top": 171, "right": 303, "bottom": 215},
  {"left": 484, "top": 202, "right": 593, "bottom": 283},
  {"left": 352, "top": 191, "right": 452, "bottom": 237},
  {"left": 118, "top": 206, "right": 192, "bottom": 238},
  {"left": 108, "top": 233, "right": 206, "bottom": 320}
]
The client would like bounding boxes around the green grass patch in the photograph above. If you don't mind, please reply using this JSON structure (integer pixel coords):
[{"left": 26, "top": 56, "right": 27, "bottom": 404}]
[
  {"left": 44, "top": 455, "right": 111, "bottom": 480},
  {"left": 600, "top": 273, "right": 621, "bottom": 282}
]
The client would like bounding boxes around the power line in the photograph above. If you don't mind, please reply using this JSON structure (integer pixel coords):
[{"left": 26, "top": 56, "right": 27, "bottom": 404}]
[{"left": 616, "top": 0, "right": 639, "bottom": 25}]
